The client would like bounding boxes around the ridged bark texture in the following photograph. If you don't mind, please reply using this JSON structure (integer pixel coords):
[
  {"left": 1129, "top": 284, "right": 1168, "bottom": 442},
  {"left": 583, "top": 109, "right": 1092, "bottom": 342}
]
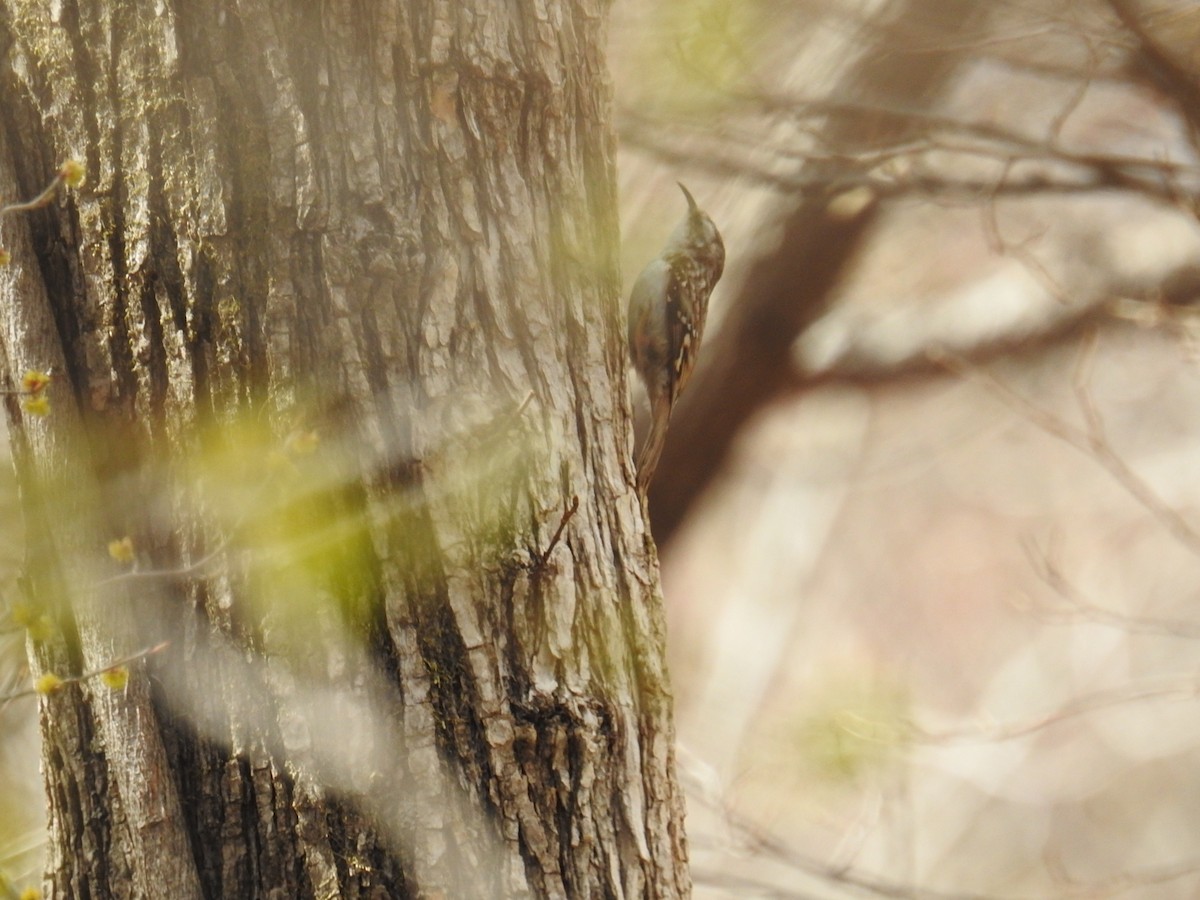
[{"left": 0, "top": 1, "right": 684, "bottom": 897}]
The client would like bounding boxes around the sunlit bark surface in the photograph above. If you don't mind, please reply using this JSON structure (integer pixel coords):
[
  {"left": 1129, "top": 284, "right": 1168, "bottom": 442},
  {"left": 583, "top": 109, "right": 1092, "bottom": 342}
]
[{"left": 0, "top": 2, "right": 685, "bottom": 897}]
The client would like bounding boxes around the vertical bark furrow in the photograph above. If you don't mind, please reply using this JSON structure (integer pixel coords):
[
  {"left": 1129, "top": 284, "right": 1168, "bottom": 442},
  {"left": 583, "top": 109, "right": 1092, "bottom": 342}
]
[
  {"left": 0, "top": 1, "right": 687, "bottom": 897},
  {"left": 41, "top": 694, "right": 118, "bottom": 897}
]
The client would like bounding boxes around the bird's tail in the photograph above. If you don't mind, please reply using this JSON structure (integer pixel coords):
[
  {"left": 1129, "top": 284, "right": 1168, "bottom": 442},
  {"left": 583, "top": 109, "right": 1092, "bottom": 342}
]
[{"left": 636, "top": 394, "right": 672, "bottom": 495}]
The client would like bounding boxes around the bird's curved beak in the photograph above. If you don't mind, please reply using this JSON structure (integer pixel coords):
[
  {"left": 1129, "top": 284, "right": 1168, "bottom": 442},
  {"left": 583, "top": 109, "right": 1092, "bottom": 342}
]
[{"left": 677, "top": 182, "right": 698, "bottom": 213}]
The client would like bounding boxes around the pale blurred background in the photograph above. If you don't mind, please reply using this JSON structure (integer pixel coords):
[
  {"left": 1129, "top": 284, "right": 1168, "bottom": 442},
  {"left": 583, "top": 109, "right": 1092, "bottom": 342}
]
[
  {"left": 616, "top": 0, "right": 1200, "bottom": 896},
  {"left": 6, "top": 1, "right": 1200, "bottom": 897}
]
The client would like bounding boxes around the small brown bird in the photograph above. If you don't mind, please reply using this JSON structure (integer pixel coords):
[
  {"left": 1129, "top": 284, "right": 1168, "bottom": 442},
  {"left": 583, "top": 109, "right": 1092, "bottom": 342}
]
[{"left": 627, "top": 183, "right": 725, "bottom": 494}]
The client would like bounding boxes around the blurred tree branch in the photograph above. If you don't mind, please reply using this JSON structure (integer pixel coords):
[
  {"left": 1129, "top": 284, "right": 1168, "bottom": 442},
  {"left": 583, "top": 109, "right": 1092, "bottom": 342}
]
[
  {"left": 1107, "top": 0, "right": 1200, "bottom": 136},
  {"left": 643, "top": 0, "right": 998, "bottom": 545},
  {"left": 934, "top": 341, "right": 1200, "bottom": 555},
  {"left": 626, "top": 1, "right": 1200, "bottom": 545}
]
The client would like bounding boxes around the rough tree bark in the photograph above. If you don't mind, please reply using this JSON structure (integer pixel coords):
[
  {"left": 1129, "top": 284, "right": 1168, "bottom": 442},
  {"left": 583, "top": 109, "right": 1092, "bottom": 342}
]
[{"left": 0, "top": 1, "right": 684, "bottom": 898}]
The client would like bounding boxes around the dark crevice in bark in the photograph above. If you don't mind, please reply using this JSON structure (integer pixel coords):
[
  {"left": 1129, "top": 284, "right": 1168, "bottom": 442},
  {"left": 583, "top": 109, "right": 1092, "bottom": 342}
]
[
  {"left": 334, "top": 481, "right": 391, "bottom": 640},
  {"left": 216, "top": 13, "right": 272, "bottom": 412},
  {"left": 496, "top": 223, "right": 557, "bottom": 411},
  {"left": 323, "top": 798, "right": 408, "bottom": 898},
  {"left": 166, "top": 0, "right": 206, "bottom": 77},
  {"left": 164, "top": 0, "right": 221, "bottom": 426},
  {"left": 0, "top": 24, "right": 53, "bottom": 192},
  {"left": 416, "top": 586, "right": 501, "bottom": 819},
  {"left": 356, "top": 292, "right": 391, "bottom": 408},
  {"left": 510, "top": 698, "right": 568, "bottom": 891},
  {"left": 190, "top": 248, "right": 217, "bottom": 419},
  {"left": 559, "top": 723, "right": 588, "bottom": 898},
  {"left": 256, "top": 754, "right": 308, "bottom": 900},
  {"left": 227, "top": 754, "right": 257, "bottom": 897},
  {"left": 509, "top": 694, "right": 622, "bottom": 895},
  {"left": 369, "top": 595, "right": 407, "bottom": 704},
  {"left": 516, "top": 81, "right": 539, "bottom": 182},
  {"left": 160, "top": 711, "right": 228, "bottom": 899},
  {"left": 146, "top": 99, "right": 192, "bottom": 336},
  {"left": 58, "top": 0, "right": 103, "bottom": 202},
  {"left": 445, "top": 250, "right": 471, "bottom": 361},
  {"left": 141, "top": 125, "right": 173, "bottom": 440},
  {"left": 16, "top": 18, "right": 93, "bottom": 447},
  {"left": 43, "top": 691, "right": 116, "bottom": 897},
  {"left": 291, "top": 233, "right": 330, "bottom": 393},
  {"left": 284, "top": 1, "right": 329, "bottom": 223},
  {"left": 96, "top": 6, "right": 138, "bottom": 424},
  {"left": 0, "top": 5, "right": 87, "bottom": 413},
  {"left": 155, "top": 597, "right": 318, "bottom": 898},
  {"left": 467, "top": 263, "right": 507, "bottom": 385},
  {"left": 561, "top": 317, "right": 595, "bottom": 503},
  {"left": 343, "top": 307, "right": 412, "bottom": 667}
]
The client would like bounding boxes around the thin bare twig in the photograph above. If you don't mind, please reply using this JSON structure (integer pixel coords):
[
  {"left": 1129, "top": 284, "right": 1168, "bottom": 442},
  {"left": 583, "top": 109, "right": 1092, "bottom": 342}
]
[
  {"left": 932, "top": 347, "right": 1200, "bottom": 556},
  {"left": 911, "top": 675, "right": 1200, "bottom": 743},
  {"left": 0, "top": 162, "right": 82, "bottom": 219},
  {"left": 0, "top": 178, "right": 64, "bottom": 217},
  {"left": 978, "top": 156, "right": 1077, "bottom": 304},
  {"left": 684, "top": 784, "right": 1003, "bottom": 900},
  {"left": 1106, "top": 0, "right": 1200, "bottom": 136},
  {"left": 687, "top": 748, "right": 1200, "bottom": 898},
  {"left": 535, "top": 495, "right": 579, "bottom": 567},
  {"left": 620, "top": 102, "right": 1197, "bottom": 207},
  {"left": 0, "top": 640, "right": 170, "bottom": 708},
  {"left": 1022, "top": 536, "right": 1200, "bottom": 639}
]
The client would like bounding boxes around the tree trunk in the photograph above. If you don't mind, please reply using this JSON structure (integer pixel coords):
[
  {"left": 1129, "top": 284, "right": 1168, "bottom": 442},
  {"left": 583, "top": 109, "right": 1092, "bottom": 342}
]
[{"left": 0, "top": 1, "right": 684, "bottom": 897}]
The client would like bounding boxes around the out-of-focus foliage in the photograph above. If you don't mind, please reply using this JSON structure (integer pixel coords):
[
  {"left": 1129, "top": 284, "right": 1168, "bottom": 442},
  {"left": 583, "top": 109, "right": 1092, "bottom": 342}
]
[
  {"left": 788, "top": 675, "right": 910, "bottom": 785},
  {"left": 624, "top": 0, "right": 764, "bottom": 114},
  {"left": 0, "top": 385, "right": 541, "bottom": 887}
]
